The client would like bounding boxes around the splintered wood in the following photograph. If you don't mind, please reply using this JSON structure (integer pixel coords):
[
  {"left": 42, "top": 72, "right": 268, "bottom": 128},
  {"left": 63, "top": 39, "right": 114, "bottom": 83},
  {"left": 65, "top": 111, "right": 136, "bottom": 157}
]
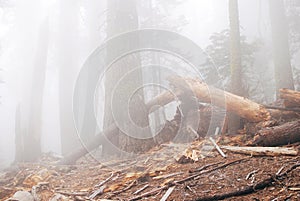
[{"left": 167, "top": 76, "right": 271, "bottom": 122}]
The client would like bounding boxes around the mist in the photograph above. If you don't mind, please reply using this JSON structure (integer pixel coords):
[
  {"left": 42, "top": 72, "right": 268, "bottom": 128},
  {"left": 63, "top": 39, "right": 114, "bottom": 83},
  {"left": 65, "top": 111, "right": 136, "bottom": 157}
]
[{"left": 0, "top": 0, "right": 299, "bottom": 169}]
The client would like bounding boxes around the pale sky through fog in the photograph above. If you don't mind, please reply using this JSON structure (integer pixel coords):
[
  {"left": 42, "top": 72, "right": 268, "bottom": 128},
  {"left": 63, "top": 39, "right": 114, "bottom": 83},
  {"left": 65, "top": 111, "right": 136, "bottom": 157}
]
[
  {"left": 0, "top": 0, "right": 277, "bottom": 168},
  {"left": 181, "top": 0, "right": 271, "bottom": 47}
]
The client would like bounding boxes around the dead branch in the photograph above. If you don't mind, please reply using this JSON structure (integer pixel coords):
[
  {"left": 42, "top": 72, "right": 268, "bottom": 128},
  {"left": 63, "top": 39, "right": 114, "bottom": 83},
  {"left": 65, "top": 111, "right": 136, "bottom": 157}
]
[
  {"left": 194, "top": 163, "right": 300, "bottom": 201},
  {"left": 129, "top": 157, "right": 249, "bottom": 200},
  {"left": 133, "top": 184, "right": 149, "bottom": 195},
  {"left": 129, "top": 185, "right": 169, "bottom": 201},
  {"left": 221, "top": 146, "right": 298, "bottom": 156},
  {"left": 88, "top": 185, "right": 106, "bottom": 199},
  {"left": 175, "top": 157, "right": 250, "bottom": 184},
  {"left": 189, "top": 161, "right": 222, "bottom": 173},
  {"left": 160, "top": 186, "right": 175, "bottom": 201},
  {"left": 95, "top": 173, "right": 115, "bottom": 188},
  {"left": 153, "top": 172, "right": 183, "bottom": 180},
  {"left": 107, "top": 180, "right": 136, "bottom": 199},
  {"left": 209, "top": 137, "right": 226, "bottom": 158}
]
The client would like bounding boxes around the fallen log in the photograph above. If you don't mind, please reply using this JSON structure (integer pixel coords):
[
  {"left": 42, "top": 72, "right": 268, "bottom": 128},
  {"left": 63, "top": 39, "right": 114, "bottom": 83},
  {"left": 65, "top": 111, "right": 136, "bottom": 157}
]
[
  {"left": 280, "top": 88, "right": 300, "bottom": 108},
  {"left": 168, "top": 76, "right": 270, "bottom": 122},
  {"left": 59, "top": 76, "right": 273, "bottom": 164},
  {"left": 58, "top": 124, "right": 118, "bottom": 165},
  {"left": 251, "top": 120, "right": 300, "bottom": 146},
  {"left": 221, "top": 146, "right": 298, "bottom": 156},
  {"left": 268, "top": 109, "right": 300, "bottom": 120}
]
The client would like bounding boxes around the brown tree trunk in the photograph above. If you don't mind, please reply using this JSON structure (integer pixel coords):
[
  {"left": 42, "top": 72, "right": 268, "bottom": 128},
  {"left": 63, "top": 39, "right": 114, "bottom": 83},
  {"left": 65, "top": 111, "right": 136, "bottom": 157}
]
[
  {"left": 16, "top": 17, "right": 49, "bottom": 162},
  {"left": 269, "top": 0, "right": 294, "bottom": 94},
  {"left": 279, "top": 88, "right": 300, "bottom": 108},
  {"left": 168, "top": 76, "right": 270, "bottom": 123},
  {"left": 252, "top": 120, "right": 300, "bottom": 146},
  {"left": 228, "top": 0, "right": 244, "bottom": 134},
  {"left": 103, "top": 0, "right": 155, "bottom": 155},
  {"left": 58, "top": 0, "right": 82, "bottom": 155}
]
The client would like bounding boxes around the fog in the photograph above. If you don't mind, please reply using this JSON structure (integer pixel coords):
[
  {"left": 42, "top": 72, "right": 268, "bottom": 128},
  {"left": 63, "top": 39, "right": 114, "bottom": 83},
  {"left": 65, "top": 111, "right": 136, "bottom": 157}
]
[{"left": 0, "top": 0, "right": 299, "bottom": 169}]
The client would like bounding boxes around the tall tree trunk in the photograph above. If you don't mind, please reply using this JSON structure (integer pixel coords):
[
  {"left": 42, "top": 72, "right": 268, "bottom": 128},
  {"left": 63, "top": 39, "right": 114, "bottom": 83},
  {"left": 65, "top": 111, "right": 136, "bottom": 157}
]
[
  {"left": 103, "top": 0, "right": 154, "bottom": 154},
  {"left": 269, "top": 0, "right": 294, "bottom": 94},
  {"left": 58, "top": 0, "right": 82, "bottom": 155},
  {"left": 75, "top": 1, "right": 103, "bottom": 145},
  {"left": 14, "top": 104, "right": 22, "bottom": 162},
  {"left": 228, "top": 0, "right": 243, "bottom": 134},
  {"left": 15, "top": 18, "right": 49, "bottom": 162}
]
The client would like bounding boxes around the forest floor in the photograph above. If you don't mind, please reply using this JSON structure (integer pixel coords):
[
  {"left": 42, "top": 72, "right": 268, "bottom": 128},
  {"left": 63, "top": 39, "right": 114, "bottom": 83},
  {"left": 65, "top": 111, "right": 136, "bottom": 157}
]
[{"left": 1, "top": 136, "right": 300, "bottom": 201}]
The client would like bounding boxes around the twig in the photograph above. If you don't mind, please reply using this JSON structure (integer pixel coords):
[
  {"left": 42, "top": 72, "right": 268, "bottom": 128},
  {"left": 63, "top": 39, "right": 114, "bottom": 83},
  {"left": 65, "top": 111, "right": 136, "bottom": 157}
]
[
  {"left": 209, "top": 137, "right": 226, "bottom": 158},
  {"left": 133, "top": 184, "right": 149, "bottom": 195},
  {"left": 189, "top": 161, "right": 222, "bottom": 173},
  {"left": 129, "top": 186, "right": 169, "bottom": 201},
  {"left": 108, "top": 180, "right": 136, "bottom": 198},
  {"left": 186, "top": 185, "right": 196, "bottom": 194},
  {"left": 194, "top": 163, "right": 300, "bottom": 201},
  {"left": 160, "top": 186, "right": 175, "bottom": 201},
  {"left": 245, "top": 170, "right": 258, "bottom": 180},
  {"left": 56, "top": 190, "right": 89, "bottom": 197},
  {"left": 144, "top": 157, "right": 150, "bottom": 164},
  {"left": 153, "top": 172, "right": 183, "bottom": 180},
  {"left": 276, "top": 165, "right": 286, "bottom": 175},
  {"left": 88, "top": 172, "right": 116, "bottom": 199},
  {"left": 129, "top": 157, "right": 249, "bottom": 201},
  {"left": 176, "top": 157, "right": 249, "bottom": 184},
  {"left": 187, "top": 126, "right": 199, "bottom": 138},
  {"left": 88, "top": 185, "right": 106, "bottom": 199},
  {"left": 95, "top": 172, "right": 115, "bottom": 187}
]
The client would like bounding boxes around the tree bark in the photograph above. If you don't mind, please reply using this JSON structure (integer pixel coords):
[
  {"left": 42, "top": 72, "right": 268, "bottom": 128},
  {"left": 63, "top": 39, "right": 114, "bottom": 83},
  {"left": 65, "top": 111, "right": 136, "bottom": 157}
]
[
  {"left": 252, "top": 120, "right": 300, "bottom": 146},
  {"left": 269, "top": 0, "right": 294, "bottom": 94},
  {"left": 228, "top": 0, "right": 244, "bottom": 134},
  {"left": 15, "top": 17, "right": 49, "bottom": 162},
  {"left": 280, "top": 88, "right": 300, "bottom": 108},
  {"left": 103, "top": 0, "right": 155, "bottom": 154}
]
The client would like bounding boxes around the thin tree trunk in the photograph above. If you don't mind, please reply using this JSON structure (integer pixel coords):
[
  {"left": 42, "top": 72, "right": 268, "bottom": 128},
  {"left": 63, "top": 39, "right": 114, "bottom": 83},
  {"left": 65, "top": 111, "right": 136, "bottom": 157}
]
[
  {"left": 103, "top": 0, "right": 154, "bottom": 154},
  {"left": 15, "top": 18, "right": 49, "bottom": 162},
  {"left": 14, "top": 104, "right": 22, "bottom": 162},
  {"left": 228, "top": 0, "right": 243, "bottom": 134},
  {"left": 269, "top": 0, "right": 294, "bottom": 94},
  {"left": 58, "top": 0, "right": 82, "bottom": 155}
]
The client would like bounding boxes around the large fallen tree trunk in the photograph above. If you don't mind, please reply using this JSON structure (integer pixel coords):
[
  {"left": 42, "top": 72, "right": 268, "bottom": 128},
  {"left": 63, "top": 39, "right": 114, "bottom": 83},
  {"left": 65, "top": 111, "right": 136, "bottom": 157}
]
[
  {"left": 59, "top": 76, "right": 273, "bottom": 165},
  {"left": 251, "top": 120, "right": 300, "bottom": 146},
  {"left": 168, "top": 76, "right": 270, "bottom": 122},
  {"left": 280, "top": 88, "right": 300, "bottom": 108}
]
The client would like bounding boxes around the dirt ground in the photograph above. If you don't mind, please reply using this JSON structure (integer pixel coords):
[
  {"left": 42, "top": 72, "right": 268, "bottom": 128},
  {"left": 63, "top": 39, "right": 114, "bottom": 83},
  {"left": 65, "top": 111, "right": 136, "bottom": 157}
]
[{"left": 1, "top": 139, "right": 299, "bottom": 201}]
